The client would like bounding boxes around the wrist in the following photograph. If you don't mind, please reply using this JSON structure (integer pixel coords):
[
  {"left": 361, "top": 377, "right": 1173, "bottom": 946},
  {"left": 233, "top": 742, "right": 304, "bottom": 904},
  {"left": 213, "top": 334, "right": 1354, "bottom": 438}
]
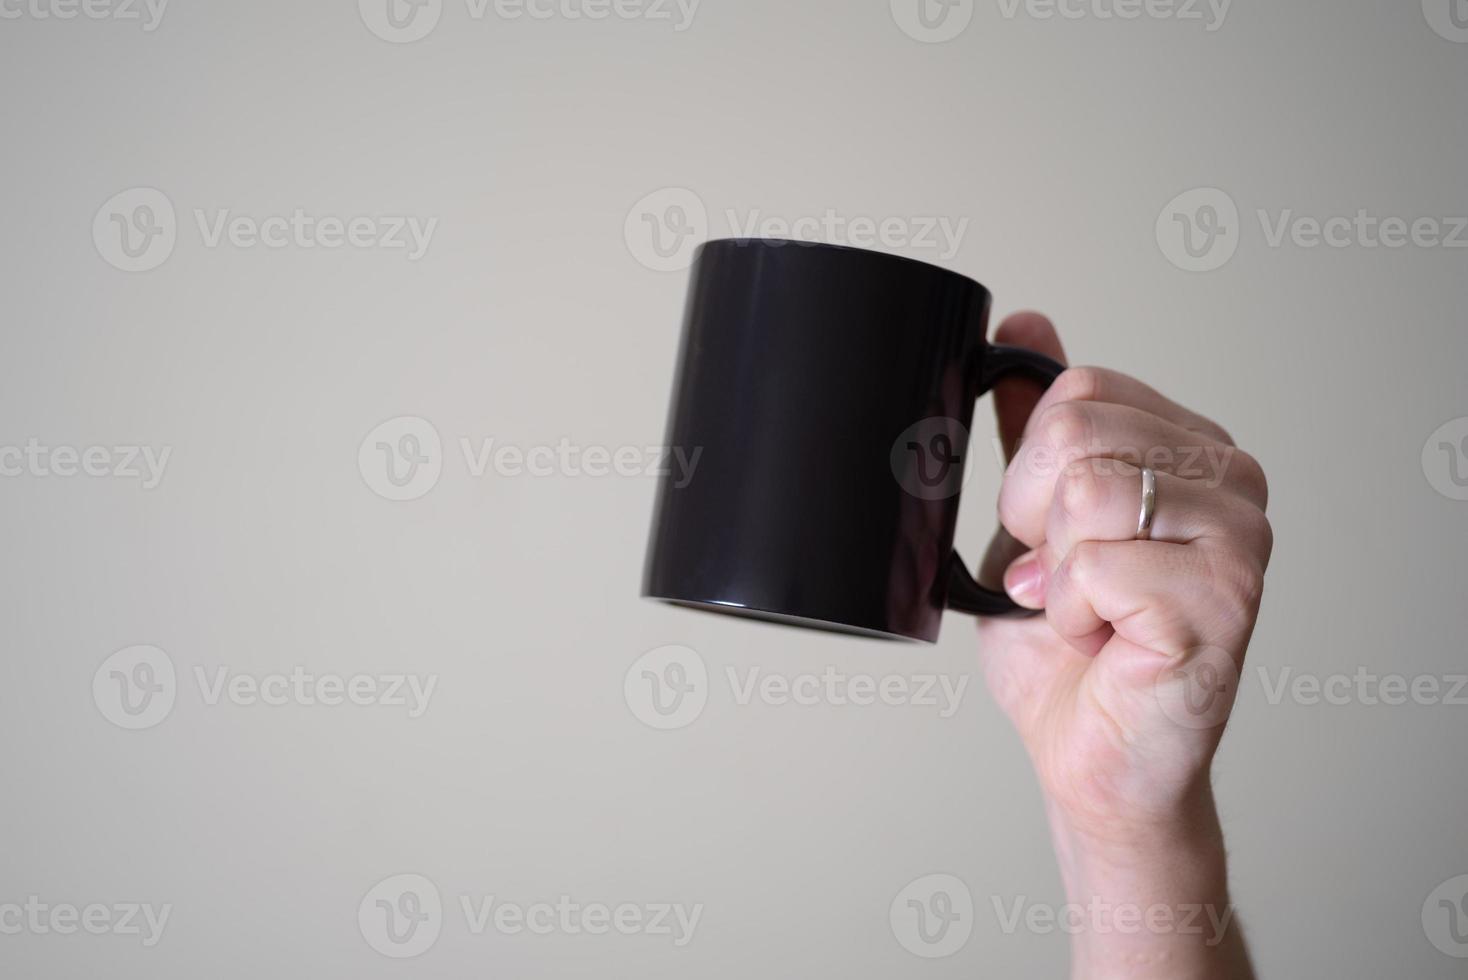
[
  {"left": 1049, "top": 784, "right": 1226, "bottom": 876},
  {"left": 1042, "top": 790, "right": 1251, "bottom": 980}
]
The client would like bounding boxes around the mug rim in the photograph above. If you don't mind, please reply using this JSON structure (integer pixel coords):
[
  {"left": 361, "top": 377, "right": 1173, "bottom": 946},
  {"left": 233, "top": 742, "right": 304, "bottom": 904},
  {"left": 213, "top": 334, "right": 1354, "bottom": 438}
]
[{"left": 696, "top": 237, "right": 989, "bottom": 297}]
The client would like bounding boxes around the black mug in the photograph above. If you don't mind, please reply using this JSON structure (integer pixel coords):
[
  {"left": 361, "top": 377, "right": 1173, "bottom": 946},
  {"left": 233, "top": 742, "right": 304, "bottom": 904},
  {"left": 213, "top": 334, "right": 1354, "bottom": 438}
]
[{"left": 642, "top": 239, "right": 1065, "bottom": 643}]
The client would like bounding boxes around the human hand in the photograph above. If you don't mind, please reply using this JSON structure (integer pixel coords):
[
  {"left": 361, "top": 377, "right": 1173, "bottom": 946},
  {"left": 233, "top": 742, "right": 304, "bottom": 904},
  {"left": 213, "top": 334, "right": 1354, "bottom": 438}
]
[{"left": 975, "top": 312, "right": 1270, "bottom": 979}]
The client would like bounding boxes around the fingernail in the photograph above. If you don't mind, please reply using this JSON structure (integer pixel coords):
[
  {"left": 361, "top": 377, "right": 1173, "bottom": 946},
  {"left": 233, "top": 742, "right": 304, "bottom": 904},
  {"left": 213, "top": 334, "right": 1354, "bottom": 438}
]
[{"left": 1004, "top": 554, "right": 1044, "bottom": 605}]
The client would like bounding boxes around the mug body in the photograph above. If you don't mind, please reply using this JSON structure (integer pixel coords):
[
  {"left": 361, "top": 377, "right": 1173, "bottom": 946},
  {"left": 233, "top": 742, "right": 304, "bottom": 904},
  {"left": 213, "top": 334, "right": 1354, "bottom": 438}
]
[{"left": 642, "top": 238, "right": 992, "bottom": 642}]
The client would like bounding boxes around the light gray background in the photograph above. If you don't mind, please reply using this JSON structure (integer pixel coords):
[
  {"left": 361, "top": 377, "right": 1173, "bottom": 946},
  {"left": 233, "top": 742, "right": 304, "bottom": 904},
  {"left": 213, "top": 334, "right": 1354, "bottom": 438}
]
[{"left": 2, "top": 0, "right": 1466, "bottom": 976}]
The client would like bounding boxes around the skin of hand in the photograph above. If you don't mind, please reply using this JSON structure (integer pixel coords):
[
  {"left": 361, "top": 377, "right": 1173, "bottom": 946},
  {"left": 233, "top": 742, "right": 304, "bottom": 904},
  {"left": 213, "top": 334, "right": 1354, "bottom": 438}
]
[{"left": 976, "top": 312, "right": 1271, "bottom": 980}]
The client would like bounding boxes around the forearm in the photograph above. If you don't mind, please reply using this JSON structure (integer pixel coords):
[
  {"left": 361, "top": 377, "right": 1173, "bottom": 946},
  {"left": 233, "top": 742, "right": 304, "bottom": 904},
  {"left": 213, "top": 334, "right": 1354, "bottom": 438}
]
[{"left": 1046, "top": 790, "right": 1255, "bottom": 980}]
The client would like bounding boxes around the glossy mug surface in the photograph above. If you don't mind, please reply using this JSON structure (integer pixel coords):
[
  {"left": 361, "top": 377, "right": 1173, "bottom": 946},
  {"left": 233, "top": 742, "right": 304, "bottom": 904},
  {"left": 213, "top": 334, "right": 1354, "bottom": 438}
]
[{"left": 642, "top": 239, "right": 1064, "bottom": 642}]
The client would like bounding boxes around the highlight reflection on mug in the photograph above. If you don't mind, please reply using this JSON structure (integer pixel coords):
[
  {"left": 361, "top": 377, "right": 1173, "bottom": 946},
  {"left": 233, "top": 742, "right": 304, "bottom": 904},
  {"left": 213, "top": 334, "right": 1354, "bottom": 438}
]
[
  {"left": 359, "top": 874, "right": 443, "bottom": 958},
  {"left": 624, "top": 645, "right": 708, "bottom": 730},
  {"left": 890, "top": 874, "right": 974, "bottom": 958},
  {"left": 93, "top": 645, "right": 177, "bottom": 730},
  {"left": 93, "top": 188, "right": 177, "bottom": 273}
]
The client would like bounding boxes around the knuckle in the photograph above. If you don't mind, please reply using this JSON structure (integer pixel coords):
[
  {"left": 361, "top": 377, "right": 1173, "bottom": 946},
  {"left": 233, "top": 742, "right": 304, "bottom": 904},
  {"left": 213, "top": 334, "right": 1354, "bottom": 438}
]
[
  {"left": 1202, "top": 419, "right": 1237, "bottom": 447},
  {"left": 1056, "top": 461, "right": 1108, "bottom": 527},
  {"left": 1244, "top": 506, "right": 1275, "bottom": 566},
  {"left": 1227, "top": 449, "right": 1269, "bottom": 506},
  {"left": 1210, "top": 550, "right": 1265, "bottom": 621},
  {"left": 1053, "top": 366, "right": 1105, "bottom": 404},
  {"left": 1060, "top": 539, "right": 1103, "bottom": 591},
  {"left": 1037, "top": 402, "right": 1094, "bottom": 455}
]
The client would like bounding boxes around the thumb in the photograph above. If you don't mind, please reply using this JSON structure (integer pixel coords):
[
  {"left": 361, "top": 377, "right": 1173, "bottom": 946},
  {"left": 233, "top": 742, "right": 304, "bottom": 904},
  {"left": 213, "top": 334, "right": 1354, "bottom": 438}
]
[{"left": 991, "top": 312, "right": 1068, "bottom": 461}]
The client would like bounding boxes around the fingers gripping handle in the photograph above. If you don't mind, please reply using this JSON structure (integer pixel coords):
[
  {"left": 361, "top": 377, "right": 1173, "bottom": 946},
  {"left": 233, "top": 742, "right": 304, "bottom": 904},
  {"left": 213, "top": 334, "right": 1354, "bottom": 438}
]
[{"left": 947, "top": 344, "right": 1067, "bottom": 617}]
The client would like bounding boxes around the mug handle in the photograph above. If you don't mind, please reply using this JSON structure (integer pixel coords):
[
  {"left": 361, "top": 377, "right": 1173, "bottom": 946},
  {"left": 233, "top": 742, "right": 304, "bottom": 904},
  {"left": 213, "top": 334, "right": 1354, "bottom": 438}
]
[{"left": 947, "top": 344, "right": 1067, "bottom": 617}]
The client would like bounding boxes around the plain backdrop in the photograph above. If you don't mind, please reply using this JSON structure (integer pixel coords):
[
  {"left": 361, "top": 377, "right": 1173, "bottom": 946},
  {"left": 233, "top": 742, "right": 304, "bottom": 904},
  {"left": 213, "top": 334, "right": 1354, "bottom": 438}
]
[{"left": 2, "top": 1, "right": 1466, "bottom": 976}]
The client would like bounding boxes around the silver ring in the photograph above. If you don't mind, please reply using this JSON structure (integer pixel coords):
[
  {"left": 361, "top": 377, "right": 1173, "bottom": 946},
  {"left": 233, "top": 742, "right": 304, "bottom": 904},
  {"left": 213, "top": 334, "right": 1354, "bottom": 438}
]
[{"left": 1137, "top": 467, "right": 1157, "bottom": 541}]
